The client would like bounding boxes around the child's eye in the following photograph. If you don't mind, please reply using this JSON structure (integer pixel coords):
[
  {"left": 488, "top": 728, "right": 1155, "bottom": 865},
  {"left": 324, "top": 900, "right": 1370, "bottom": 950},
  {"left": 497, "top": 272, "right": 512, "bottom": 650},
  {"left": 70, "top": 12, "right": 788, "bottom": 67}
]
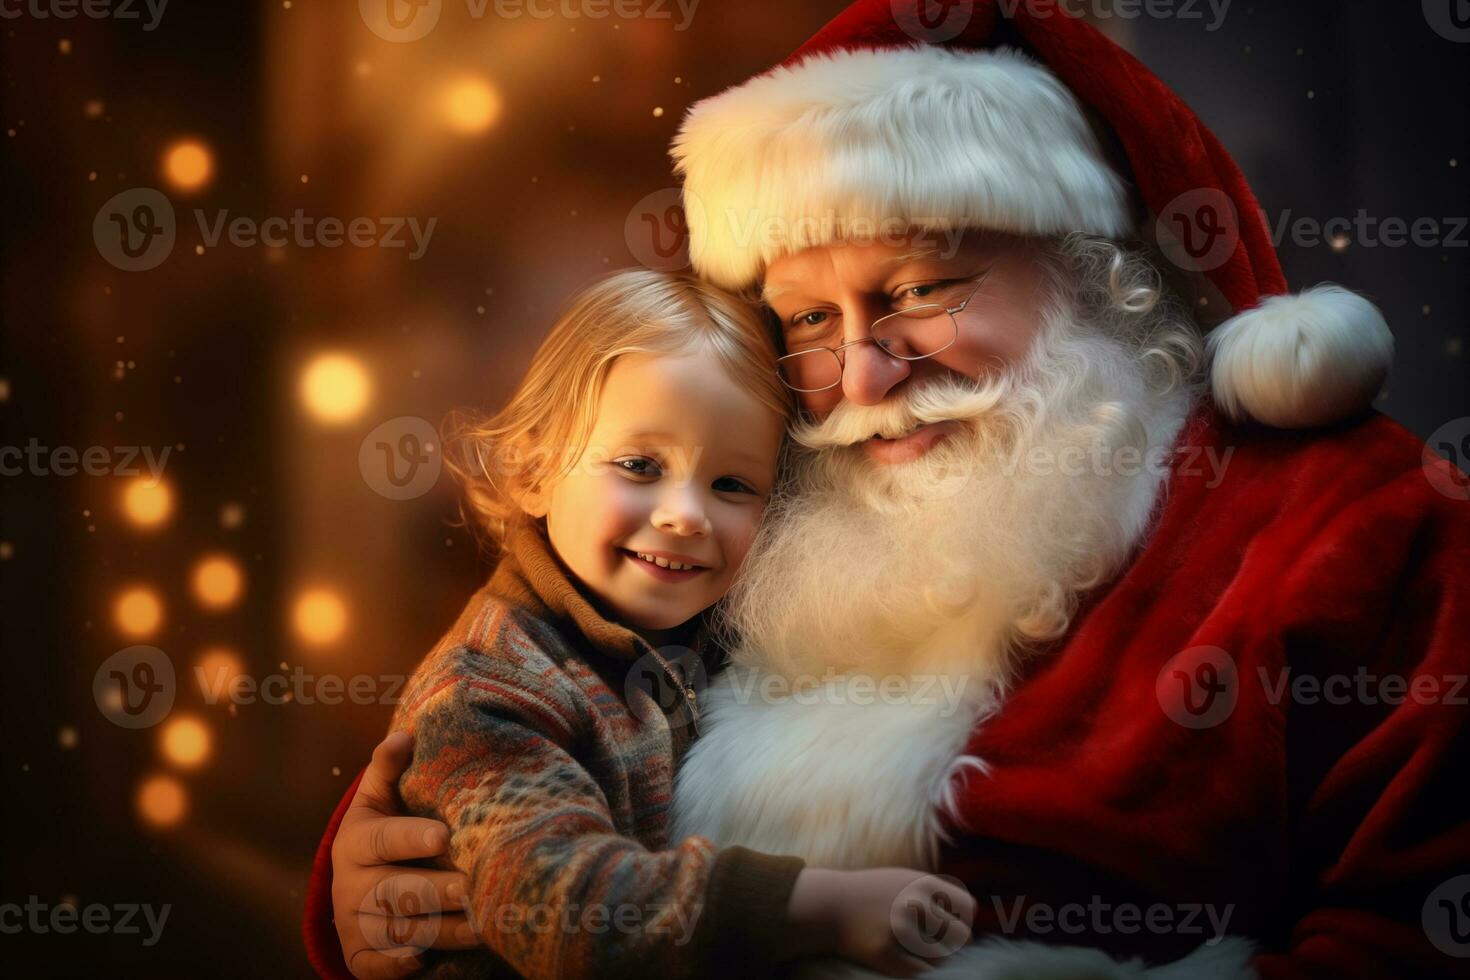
[
  {"left": 613, "top": 456, "right": 662, "bottom": 479},
  {"left": 712, "top": 476, "right": 757, "bottom": 495}
]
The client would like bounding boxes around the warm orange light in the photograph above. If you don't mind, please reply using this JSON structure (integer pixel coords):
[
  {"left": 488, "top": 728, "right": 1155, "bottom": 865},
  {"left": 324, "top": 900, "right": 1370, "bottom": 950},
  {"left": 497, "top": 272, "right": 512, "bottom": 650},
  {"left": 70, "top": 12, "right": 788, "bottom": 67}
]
[
  {"left": 294, "top": 589, "right": 348, "bottom": 646},
  {"left": 123, "top": 478, "right": 172, "bottom": 528},
  {"left": 195, "top": 647, "right": 245, "bottom": 702},
  {"left": 160, "top": 716, "right": 211, "bottom": 769},
  {"left": 300, "top": 353, "right": 371, "bottom": 424},
  {"left": 115, "top": 588, "right": 163, "bottom": 637},
  {"left": 137, "top": 774, "right": 188, "bottom": 828},
  {"left": 443, "top": 78, "right": 502, "bottom": 134},
  {"left": 163, "top": 139, "right": 213, "bottom": 191},
  {"left": 192, "top": 555, "right": 243, "bottom": 609}
]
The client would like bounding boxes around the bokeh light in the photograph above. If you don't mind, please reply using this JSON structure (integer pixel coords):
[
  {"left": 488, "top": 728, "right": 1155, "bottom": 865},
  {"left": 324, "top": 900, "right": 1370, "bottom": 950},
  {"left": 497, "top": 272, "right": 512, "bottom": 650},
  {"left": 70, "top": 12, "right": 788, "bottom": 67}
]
[
  {"left": 443, "top": 77, "right": 503, "bottom": 134},
  {"left": 137, "top": 774, "right": 188, "bottom": 828},
  {"left": 195, "top": 647, "right": 246, "bottom": 702},
  {"left": 122, "top": 478, "right": 173, "bottom": 528},
  {"left": 160, "top": 716, "right": 212, "bottom": 769},
  {"left": 294, "top": 588, "right": 348, "bottom": 646},
  {"left": 219, "top": 501, "right": 245, "bottom": 529},
  {"left": 115, "top": 587, "right": 163, "bottom": 637},
  {"left": 162, "top": 138, "right": 213, "bottom": 191},
  {"left": 192, "top": 555, "right": 244, "bottom": 609},
  {"left": 299, "top": 353, "right": 371, "bottom": 424}
]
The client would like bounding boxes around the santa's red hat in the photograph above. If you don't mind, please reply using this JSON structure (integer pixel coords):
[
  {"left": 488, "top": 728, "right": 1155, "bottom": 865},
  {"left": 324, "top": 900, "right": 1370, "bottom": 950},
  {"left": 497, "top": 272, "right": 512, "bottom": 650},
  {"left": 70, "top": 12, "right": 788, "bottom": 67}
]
[{"left": 671, "top": 0, "right": 1393, "bottom": 429}]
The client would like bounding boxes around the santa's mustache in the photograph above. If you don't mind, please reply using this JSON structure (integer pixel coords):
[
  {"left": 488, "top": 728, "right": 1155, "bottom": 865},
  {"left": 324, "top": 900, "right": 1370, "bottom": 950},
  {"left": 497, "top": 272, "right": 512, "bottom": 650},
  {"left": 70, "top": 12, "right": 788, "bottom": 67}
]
[{"left": 788, "top": 373, "right": 1012, "bottom": 452}]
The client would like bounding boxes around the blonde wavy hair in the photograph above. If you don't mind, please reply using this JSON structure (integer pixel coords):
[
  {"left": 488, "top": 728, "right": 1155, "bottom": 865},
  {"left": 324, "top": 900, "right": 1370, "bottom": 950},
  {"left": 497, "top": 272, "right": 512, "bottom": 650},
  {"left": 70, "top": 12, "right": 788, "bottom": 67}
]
[{"left": 446, "top": 268, "right": 793, "bottom": 550}]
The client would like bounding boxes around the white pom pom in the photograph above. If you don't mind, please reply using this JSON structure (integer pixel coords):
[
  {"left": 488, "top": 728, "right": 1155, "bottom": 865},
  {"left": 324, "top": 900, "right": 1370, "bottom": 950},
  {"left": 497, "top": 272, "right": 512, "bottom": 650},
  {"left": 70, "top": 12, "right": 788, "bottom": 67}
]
[{"left": 1207, "top": 285, "right": 1394, "bottom": 428}]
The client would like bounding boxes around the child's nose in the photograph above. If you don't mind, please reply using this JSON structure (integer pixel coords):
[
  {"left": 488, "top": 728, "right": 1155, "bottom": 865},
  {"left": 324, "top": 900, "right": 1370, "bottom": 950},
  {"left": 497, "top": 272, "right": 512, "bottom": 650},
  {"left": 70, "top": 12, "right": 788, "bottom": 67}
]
[{"left": 651, "top": 486, "right": 711, "bottom": 537}]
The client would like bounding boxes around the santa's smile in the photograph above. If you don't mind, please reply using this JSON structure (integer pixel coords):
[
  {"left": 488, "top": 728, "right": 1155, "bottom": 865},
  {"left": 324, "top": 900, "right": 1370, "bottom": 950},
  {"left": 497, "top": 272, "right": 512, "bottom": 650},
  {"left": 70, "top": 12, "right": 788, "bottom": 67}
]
[{"left": 862, "top": 419, "right": 964, "bottom": 465}]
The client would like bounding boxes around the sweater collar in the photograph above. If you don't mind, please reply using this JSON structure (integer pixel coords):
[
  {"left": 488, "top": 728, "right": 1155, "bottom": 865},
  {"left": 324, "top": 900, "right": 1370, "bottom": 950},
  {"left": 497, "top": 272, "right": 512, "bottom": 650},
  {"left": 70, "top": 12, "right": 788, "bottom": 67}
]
[{"left": 488, "top": 521, "right": 653, "bottom": 663}]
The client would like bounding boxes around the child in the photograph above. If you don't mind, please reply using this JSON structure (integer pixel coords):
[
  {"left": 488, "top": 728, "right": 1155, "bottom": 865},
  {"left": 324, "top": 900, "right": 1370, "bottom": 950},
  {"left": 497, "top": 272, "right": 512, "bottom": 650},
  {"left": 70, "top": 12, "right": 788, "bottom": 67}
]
[{"left": 392, "top": 269, "right": 972, "bottom": 979}]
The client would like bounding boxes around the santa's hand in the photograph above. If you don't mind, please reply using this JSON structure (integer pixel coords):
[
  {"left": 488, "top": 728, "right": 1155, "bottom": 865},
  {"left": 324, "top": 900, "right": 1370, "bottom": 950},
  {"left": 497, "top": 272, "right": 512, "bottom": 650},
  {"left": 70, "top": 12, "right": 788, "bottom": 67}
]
[
  {"left": 332, "top": 732, "right": 481, "bottom": 979},
  {"left": 789, "top": 867, "right": 975, "bottom": 977}
]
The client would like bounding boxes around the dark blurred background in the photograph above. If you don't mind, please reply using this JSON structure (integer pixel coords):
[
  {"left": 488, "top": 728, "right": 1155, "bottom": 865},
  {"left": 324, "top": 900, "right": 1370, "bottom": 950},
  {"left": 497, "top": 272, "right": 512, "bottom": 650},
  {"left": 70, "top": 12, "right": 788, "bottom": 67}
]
[{"left": 1, "top": 0, "right": 1465, "bottom": 975}]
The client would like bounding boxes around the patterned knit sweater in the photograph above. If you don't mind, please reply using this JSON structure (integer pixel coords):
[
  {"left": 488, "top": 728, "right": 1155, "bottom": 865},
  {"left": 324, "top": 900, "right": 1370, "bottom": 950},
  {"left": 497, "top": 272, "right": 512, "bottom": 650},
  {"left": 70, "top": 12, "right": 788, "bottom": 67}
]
[{"left": 390, "top": 521, "right": 806, "bottom": 980}]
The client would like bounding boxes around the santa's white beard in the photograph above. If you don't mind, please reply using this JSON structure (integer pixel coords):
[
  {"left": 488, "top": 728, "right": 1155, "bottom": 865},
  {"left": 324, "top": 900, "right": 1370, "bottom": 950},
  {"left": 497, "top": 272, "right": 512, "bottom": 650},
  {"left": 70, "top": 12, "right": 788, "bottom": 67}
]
[{"left": 717, "top": 304, "right": 1197, "bottom": 690}]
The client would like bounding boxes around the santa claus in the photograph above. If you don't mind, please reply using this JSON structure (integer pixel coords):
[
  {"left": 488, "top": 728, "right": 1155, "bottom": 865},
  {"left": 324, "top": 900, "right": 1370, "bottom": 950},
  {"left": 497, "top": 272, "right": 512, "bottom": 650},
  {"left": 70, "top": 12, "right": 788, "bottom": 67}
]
[{"left": 306, "top": 2, "right": 1470, "bottom": 978}]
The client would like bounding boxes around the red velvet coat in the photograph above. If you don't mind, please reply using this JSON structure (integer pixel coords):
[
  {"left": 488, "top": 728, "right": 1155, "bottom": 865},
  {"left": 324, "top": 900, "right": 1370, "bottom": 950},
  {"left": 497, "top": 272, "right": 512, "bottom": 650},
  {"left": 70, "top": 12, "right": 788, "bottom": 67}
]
[{"left": 305, "top": 405, "right": 1470, "bottom": 978}]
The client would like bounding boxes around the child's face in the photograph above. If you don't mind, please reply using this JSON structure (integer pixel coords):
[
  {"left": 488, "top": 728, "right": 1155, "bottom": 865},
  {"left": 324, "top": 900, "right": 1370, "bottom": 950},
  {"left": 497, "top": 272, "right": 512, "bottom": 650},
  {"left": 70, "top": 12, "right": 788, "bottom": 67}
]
[{"left": 531, "top": 349, "right": 785, "bottom": 633}]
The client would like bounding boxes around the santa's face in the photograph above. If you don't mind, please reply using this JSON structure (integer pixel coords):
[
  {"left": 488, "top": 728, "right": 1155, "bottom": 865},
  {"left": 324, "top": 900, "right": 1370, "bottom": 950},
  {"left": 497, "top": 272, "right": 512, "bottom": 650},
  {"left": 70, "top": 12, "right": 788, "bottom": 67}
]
[
  {"left": 761, "top": 230, "right": 1049, "bottom": 464},
  {"left": 722, "top": 235, "right": 1204, "bottom": 681}
]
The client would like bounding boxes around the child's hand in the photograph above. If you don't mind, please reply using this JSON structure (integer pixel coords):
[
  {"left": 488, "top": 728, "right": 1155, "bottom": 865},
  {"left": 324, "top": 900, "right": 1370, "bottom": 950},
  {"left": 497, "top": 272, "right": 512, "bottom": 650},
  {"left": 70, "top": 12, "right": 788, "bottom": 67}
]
[{"left": 785, "top": 867, "right": 975, "bottom": 977}]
